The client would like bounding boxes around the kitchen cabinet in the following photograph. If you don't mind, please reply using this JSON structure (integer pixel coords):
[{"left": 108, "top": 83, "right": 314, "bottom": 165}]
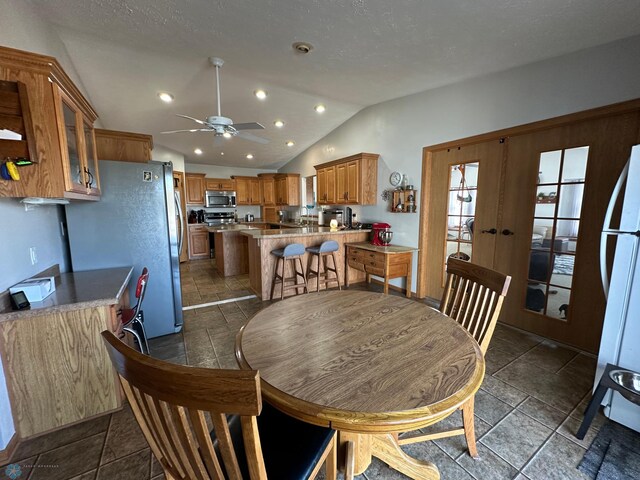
[
  {"left": 232, "top": 176, "right": 261, "bottom": 205},
  {"left": 0, "top": 267, "right": 131, "bottom": 439},
  {"left": 205, "top": 178, "right": 235, "bottom": 191},
  {"left": 315, "top": 153, "right": 378, "bottom": 205},
  {"left": 262, "top": 206, "right": 277, "bottom": 222},
  {"left": 188, "top": 224, "right": 210, "bottom": 259},
  {"left": 185, "top": 173, "right": 206, "bottom": 205},
  {"left": 95, "top": 129, "right": 153, "bottom": 163},
  {"left": 0, "top": 46, "right": 101, "bottom": 200},
  {"left": 258, "top": 173, "right": 276, "bottom": 205},
  {"left": 275, "top": 173, "right": 300, "bottom": 206}
]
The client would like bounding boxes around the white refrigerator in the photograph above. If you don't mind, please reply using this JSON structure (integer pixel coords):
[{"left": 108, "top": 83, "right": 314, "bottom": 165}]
[{"left": 597, "top": 144, "right": 640, "bottom": 432}]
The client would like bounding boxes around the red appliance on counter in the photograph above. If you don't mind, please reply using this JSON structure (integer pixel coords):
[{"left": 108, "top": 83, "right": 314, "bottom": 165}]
[{"left": 371, "top": 222, "right": 392, "bottom": 246}]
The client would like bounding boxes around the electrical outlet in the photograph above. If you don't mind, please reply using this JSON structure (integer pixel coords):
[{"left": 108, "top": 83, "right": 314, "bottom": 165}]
[{"left": 29, "top": 247, "right": 38, "bottom": 265}]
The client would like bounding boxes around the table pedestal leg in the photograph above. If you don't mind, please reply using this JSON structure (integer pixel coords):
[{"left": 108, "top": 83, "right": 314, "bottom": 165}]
[
  {"left": 338, "top": 432, "right": 371, "bottom": 476},
  {"left": 371, "top": 434, "right": 440, "bottom": 480},
  {"left": 338, "top": 432, "right": 440, "bottom": 480}
]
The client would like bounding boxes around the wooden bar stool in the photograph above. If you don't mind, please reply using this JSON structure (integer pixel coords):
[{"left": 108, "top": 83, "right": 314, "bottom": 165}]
[
  {"left": 306, "top": 240, "right": 341, "bottom": 292},
  {"left": 270, "top": 243, "right": 308, "bottom": 300}
]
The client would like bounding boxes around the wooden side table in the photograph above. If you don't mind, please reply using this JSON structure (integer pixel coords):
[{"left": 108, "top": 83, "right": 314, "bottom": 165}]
[{"left": 345, "top": 242, "right": 417, "bottom": 297}]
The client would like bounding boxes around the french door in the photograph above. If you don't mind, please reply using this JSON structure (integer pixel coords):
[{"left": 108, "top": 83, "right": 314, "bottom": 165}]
[
  {"left": 422, "top": 140, "right": 505, "bottom": 300},
  {"left": 420, "top": 108, "right": 640, "bottom": 353},
  {"left": 495, "top": 112, "right": 640, "bottom": 352}
]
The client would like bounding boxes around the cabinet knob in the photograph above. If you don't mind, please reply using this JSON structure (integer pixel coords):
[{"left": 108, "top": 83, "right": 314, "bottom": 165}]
[
  {"left": 481, "top": 228, "right": 497, "bottom": 235},
  {"left": 501, "top": 229, "right": 515, "bottom": 236}
]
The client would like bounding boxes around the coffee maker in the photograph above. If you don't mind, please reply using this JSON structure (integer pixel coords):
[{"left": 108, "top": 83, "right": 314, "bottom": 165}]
[
  {"left": 371, "top": 222, "right": 392, "bottom": 246},
  {"left": 196, "top": 209, "right": 205, "bottom": 223}
]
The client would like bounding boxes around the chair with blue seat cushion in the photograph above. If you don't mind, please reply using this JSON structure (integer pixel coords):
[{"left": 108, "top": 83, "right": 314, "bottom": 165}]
[
  {"left": 270, "top": 243, "right": 308, "bottom": 300},
  {"left": 101, "top": 330, "right": 337, "bottom": 480},
  {"left": 305, "top": 241, "right": 341, "bottom": 292}
]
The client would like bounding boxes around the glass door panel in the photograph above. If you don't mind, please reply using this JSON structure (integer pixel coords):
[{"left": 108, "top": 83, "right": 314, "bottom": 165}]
[
  {"left": 84, "top": 121, "right": 100, "bottom": 194},
  {"left": 62, "top": 100, "right": 85, "bottom": 192},
  {"left": 525, "top": 147, "right": 588, "bottom": 321},
  {"left": 445, "top": 162, "right": 478, "bottom": 272}
]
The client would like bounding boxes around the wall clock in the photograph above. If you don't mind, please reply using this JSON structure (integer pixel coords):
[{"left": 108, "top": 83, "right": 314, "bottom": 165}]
[{"left": 390, "top": 171, "right": 402, "bottom": 186}]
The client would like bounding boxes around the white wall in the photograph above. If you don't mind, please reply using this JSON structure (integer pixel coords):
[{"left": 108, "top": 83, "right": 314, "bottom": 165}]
[
  {"left": 153, "top": 144, "right": 185, "bottom": 172},
  {"left": 0, "top": 0, "right": 94, "bottom": 450},
  {"left": 280, "top": 34, "right": 640, "bottom": 293}
]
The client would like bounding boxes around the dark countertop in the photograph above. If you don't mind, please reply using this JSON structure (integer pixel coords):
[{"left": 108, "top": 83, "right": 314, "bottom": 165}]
[{"left": 0, "top": 267, "right": 133, "bottom": 322}]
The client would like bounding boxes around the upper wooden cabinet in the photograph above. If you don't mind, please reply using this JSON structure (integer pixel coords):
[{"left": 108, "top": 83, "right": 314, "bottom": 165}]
[
  {"left": 232, "top": 176, "right": 261, "bottom": 205},
  {"left": 258, "top": 174, "right": 276, "bottom": 206},
  {"left": 95, "top": 129, "right": 153, "bottom": 163},
  {"left": 0, "top": 46, "right": 100, "bottom": 200},
  {"left": 205, "top": 178, "right": 235, "bottom": 191},
  {"left": 185, "top": 173, "right": 206, "bottom": 205},
  {"left": 315, "top": 153, "right": 378, "bottom": 205},
  {"left": 275, "top": 173, "right": 300, "bottom": 206}
]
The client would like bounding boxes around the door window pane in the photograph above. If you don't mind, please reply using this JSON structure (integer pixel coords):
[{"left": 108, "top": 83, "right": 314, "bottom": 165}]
[
  {"left": 445, "top": 163, "right": 478, "bottom": 270},
  {"left": 525, "top": 147, "right": 588, "bottom": 321}
]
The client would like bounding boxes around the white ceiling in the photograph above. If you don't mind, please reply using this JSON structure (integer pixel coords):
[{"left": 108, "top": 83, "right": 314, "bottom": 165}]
[{"left": 29, "top": 0, "right": 640, "bottom": 168}]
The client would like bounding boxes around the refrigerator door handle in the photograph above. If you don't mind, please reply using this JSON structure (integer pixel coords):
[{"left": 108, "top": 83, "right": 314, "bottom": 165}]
[
  {"left": 175, "top": 191, "right": 184, "bottom": 256},
  {"left": 600, "top": 160, "right": 630, "bottom": 299}
]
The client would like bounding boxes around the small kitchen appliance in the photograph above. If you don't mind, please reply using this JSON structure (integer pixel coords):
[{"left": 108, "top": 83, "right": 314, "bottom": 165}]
[
  {"left": 204, "top": 190, "right": 236, "bottom": 208},
  {"left": 10, "top": 276, "right": 56, "bottom": 302},
  {"left": 322, "top": 208, "right": 344, "bottom": 227},
  {"left": 196, "top": 209, "right": 205, "bottom": 223},
  {"left": 244, "top": 213, "right": 255, "bottom": 222},
  {"left": 371, "top": 222, "right": 393, "bottom": 246},
  {"left": 277, "top": 210, "right": 285, "bottom": 222},
  {"left": 346, "top": 207, "right": 353, "bottom": 228}
]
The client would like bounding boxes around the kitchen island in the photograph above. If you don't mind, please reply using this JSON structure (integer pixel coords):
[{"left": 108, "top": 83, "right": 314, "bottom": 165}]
[
  {"left": 241, "top": 227, "right": 371, "bottom": 300},
  {"left": 0, "top": 267, "right": 132, "bottom": 439}
]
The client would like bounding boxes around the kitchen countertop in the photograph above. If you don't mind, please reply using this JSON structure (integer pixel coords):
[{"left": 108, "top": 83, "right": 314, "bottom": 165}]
[
  {"left": 345, "top": 242, "right": 419, "bottom": 254},
  {"left": 241, "top": 227, "right": 372, "bottom": 239},
  {"left": 0, "top": 267, "right": 133, "bottom": 321}
]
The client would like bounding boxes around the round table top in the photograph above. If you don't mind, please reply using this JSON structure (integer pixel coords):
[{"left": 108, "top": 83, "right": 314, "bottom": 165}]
[{"left": 237, "top": 290, "right": 485, "bottom": 432}]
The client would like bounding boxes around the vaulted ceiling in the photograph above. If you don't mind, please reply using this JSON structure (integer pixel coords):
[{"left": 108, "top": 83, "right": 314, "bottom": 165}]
[{"left": 29, "top": 0, "right": 640, "bottom": 168}]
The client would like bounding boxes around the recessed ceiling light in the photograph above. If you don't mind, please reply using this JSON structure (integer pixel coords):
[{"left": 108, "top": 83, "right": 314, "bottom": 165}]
[
  {"left": 194, "top": 148, "right": 203, "bottom": 155},
  {"left": 314, "top": 104, "right": 326, "bottom": 113},
  {"left": 246, "top": 154, "right": 254, "bottom": 159},
  {"left": 223, "top": 132, "right": 232, "bottom": 138},
  {"left": 286, "top": 141, "right": 295, "bottom": 147},
  {"left": 254, "top": 90, "right": 268, "bottom": 100},
  {"left": 274, "top": 120, "right": 285, "bottom": 128},
  {"left": 292, "top": 42, "right": 314, "bottom": 54},
  {"left": 158, "top": 92, "right": 174, "bottom": 103},
  {"left": 220, "top": 152, "right": 224, "bottom": 156}
]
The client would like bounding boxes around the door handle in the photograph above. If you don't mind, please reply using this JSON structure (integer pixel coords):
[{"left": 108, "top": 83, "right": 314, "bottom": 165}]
[
  {"left": 502, "top": 229, "right": 515, "bottom": 236},
  {"left": 481, "top": 228, "right": 497, "bottom": 234}
]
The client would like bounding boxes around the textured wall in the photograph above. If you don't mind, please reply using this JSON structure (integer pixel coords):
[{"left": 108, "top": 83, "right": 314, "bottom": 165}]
[{"left": 279, "top": 34, "right": 640, "bottom": 293}]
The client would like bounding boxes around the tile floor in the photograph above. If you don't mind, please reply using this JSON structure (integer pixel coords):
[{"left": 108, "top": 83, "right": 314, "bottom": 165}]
[{"left": 3, "top": 259, "right": 604, "bottom": 480}]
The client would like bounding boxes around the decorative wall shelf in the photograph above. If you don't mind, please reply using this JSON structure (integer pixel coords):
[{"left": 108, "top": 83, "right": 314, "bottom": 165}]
[{"left": 391, "top": 188, "right": 418, "bottom": 213}]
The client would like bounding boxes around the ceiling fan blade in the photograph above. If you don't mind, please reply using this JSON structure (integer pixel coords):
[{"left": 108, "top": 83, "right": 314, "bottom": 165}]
[
  {"left": 233, "top": 122, "right": 265, "bottom": 131},
  {"left": 237, "top": 131, "right": 270, "bottom": 144},
  {"left": 175, "top": 114, "right": 208, "bottom": 125},
  {"left": 161, "top": 128, "right": 212, "bottom": 134}
]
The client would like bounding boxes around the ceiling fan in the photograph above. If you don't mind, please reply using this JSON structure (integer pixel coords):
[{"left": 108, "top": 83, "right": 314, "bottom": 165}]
[{"left": 161, "top": 57, "right": 268, "bottom": 144}]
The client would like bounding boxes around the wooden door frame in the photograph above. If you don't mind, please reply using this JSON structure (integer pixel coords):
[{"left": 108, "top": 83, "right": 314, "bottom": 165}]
[{"left": 417, "top": 98, "right": 640, "bottom": 299}]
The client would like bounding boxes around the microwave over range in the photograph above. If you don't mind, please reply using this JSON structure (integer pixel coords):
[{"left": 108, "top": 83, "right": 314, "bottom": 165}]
[{"left": 205, "top": 190, "right": 236, "bottom": 208}]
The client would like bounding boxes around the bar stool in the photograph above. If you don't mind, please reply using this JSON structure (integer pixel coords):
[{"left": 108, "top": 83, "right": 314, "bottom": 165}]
[
  {"left": 120, "top": 267, "right": 150, "bottom": 354},
  {"left": 306, "top": 240, "right": 341, "bottom": 292},
  {"left": 270, "top": 243, "right": 308, "bottom": 300}
]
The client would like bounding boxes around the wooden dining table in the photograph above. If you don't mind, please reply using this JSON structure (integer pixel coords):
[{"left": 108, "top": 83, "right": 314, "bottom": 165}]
[{"left": 235, "top": 290, "right": 485, "bottom": 480}]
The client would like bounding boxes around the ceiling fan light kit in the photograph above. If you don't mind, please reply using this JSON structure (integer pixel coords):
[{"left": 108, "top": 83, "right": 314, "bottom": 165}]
[{"left": 161, "top": 56, "right": 268, "bottom": 145}]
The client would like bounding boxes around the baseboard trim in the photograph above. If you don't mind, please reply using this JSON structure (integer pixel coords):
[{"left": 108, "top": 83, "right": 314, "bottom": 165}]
[{"left": 0, "top": 433, "right": 19, "bottom": 466}]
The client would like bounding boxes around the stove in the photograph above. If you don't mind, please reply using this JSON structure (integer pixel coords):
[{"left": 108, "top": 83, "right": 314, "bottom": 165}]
[{"left": 205, "top": 211, "right": 236, "bottom": 226}]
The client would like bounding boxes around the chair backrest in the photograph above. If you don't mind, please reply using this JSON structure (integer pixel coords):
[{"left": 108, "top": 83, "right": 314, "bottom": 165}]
[
  {"left": 131, "top": 267, "right": 149, "bottom": 317},
  {"left": 440, "top": 258, "right": 511, "bottom": 354},
  {"left": 101, "top": 331, "right": 267, "bottom": 480}
]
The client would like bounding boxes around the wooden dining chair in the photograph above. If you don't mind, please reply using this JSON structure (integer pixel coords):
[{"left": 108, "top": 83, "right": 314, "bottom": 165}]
[
  {"left": 101, "top": 331, "right": 337, "bottom": 480},
  {"left": 398, "top": 258, "right": 511, "bottom": 457}
]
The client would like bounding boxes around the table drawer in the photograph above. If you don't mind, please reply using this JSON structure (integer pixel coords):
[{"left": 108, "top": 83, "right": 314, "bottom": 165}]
[
  {"left": 364, "top": 264, "right": 384, "bottom": 276},
  {"left": 348, "top": 259, "right": 365, "bottom": 271}
]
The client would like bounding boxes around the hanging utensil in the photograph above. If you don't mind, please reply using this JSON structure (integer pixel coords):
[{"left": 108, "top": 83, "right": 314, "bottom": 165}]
[{"left": 456, "top": 165, "right": 473, "bottom": 203}]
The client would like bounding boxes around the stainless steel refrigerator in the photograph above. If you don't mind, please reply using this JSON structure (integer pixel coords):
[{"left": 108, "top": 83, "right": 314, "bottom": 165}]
[
  {"left": 597, "top": 144, "right": 640, "bottom": 432},
  {"left": 65, "top": 160, "right": 184, "bottom": 338}
]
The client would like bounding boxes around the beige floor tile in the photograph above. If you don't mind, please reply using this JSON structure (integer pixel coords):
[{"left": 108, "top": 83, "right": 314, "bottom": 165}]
[
  {"left": 518, "top": 341, "right": 579, "bottom": 373},
  {"left": 517, "top": 396, "right": 568, "bottom": 429},
  {"left": 31, "top": 432, "right": 106, "bottom": 480},
  {"left": 97, "top": 448, "right": 150, "bottom": 480},
  {"left": 522, "top": 433, "right": 590, "bottom": 480},
  {"left": 101, "top": 404, "right": 148, "bottom": 465}
]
